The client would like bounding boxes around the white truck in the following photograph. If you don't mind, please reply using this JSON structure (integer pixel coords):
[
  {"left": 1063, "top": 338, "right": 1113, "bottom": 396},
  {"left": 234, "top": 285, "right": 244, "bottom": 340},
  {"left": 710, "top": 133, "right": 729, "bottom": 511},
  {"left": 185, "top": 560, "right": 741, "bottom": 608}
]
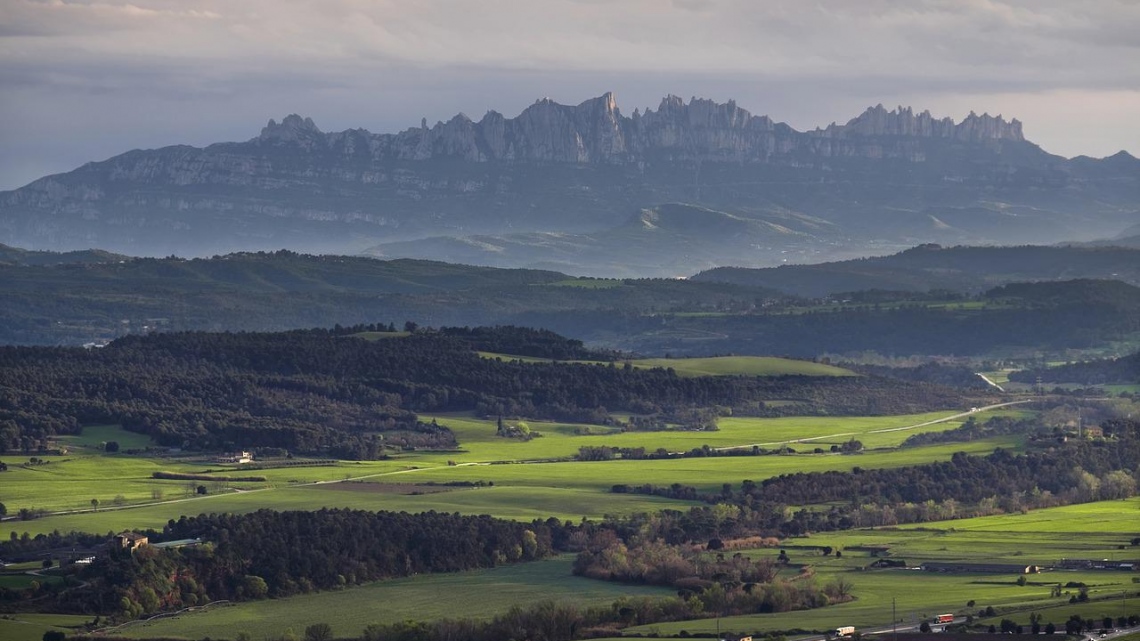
[{"left": 834, "top": 627, "right": 855, "bottom": 637}]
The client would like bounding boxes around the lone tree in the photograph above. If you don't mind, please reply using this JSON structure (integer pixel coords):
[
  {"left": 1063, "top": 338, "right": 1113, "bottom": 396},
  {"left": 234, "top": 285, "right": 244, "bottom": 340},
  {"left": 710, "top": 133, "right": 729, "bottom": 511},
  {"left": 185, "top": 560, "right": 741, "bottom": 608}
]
[{"left": 90, "top": 498, "right": 99, "bottom": 512}]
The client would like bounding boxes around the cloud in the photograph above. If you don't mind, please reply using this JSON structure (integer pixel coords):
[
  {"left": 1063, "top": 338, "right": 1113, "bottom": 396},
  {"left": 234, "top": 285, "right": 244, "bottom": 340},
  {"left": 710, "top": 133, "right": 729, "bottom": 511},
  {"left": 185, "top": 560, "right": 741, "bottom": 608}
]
[
  {"left": 4, "top": 0, "right": 1137, "bottom": 83},
  {"left": 0, "top": 0, "right": 1137, "bottom": 189}
]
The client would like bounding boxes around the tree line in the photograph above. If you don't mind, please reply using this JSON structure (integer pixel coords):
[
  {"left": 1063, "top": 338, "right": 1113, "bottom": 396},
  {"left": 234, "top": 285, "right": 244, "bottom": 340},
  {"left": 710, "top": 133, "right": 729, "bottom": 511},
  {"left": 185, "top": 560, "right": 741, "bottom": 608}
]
[
  {"left": 612, "top": 418, "right": 1140, "bottom": 540},
  {"left": 0, "top": 326, "right": 972, "bottom": 457},
  {"left": 57, "top": 509, "right": 551, "bottom": 619}
]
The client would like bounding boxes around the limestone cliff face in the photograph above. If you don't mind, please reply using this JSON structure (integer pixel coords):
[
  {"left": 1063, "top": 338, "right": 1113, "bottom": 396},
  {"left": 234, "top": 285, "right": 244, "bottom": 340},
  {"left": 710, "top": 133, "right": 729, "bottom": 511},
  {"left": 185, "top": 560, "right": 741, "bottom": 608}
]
[
  {"left": 819, "top": 104, "right": 1023, "bottom": 142},
  {"left": 245, "top": 94, "right": 1027, "bottom": 165},
  {"left": 1, "top": 93, "right": 1132, "bottom": 257}
]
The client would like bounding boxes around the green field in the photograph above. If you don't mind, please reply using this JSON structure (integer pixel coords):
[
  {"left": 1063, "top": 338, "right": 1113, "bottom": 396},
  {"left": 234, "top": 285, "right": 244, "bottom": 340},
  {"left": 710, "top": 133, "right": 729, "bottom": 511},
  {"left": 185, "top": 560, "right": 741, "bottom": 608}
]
[
  {"left": 0, "top": 434, "right": 1018, "bottom": 539},
  {"left": 477, "top": 353, "right": 858, "bottom": 377},
  {"left": 383, "top": 436, "right": 1021, "bottom": 492},
  {"left": 4, "top": 403, "right": 1135, "bottom": 641},
  {"left": 898, "top": 498, "right": 1140, "bottom": 535},
  {"left": 74, "top": 499, "right": 1140, "bottom": 641},
  {"left": 631, "top": 356, "right": 855, "bottom": 377},
  {"left": 628, "top": 499, "right": 1140, "bottom": 637},
  {"left": 417, "top": 409, "right": 1005, "bottom": 463},
  {"left": 0, "top": 483, "right": 693, "bottom": 538},
  {"left": 116, "top": 555, "right": 673, "bottom": 640},
  {"left": 1, "top": 406, "right": 1025, "bottom": 539},
  {"left": 0, "top": 613, "right": 93, "bottom": 641}
]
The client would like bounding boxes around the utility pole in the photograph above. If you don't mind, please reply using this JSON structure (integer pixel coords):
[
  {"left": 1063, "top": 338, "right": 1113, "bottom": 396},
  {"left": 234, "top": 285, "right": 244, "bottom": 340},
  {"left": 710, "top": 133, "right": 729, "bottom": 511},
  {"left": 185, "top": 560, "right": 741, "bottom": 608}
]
[{"left": 893, "top": 596, "right": 898, "bottom": 641}]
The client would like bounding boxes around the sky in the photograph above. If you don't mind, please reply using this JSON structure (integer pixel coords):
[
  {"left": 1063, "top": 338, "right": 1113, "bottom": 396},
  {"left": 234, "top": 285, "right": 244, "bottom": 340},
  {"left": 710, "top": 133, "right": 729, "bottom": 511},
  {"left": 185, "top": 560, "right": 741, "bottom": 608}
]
[{"left": 1, "top": 0, "right": 1139, "bottom": 191}]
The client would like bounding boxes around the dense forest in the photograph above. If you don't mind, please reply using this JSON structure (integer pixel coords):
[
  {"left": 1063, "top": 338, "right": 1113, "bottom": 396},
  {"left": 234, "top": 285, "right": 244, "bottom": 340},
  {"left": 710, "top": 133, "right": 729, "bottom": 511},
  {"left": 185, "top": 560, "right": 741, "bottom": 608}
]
[
  {"left": 1009, "top": 351, "right": 1140, "bottom": 385},
  {"left": 693, "top": 244, "right": 1140, "bottom": 297},
  {"left": 562, "top": 279, "right": 1140, "bottom": 357},
  {"left": 41, "top": 509, "right": 552, "bottom": 618},
  {"left": 0, "top": 325, "right": 973, "bottom": 457}
]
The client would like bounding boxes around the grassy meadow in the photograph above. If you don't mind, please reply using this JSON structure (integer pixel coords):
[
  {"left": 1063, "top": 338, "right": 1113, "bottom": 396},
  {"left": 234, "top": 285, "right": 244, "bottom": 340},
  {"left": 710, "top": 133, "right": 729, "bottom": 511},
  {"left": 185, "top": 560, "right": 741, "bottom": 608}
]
[
  {"left": 0, "top": 614, "right": 93, "bottom": 641},
  {"left": 628, "top": 499, "right": 1140, "bottom": 637},
  {"left": 5, "top": 401, "right": 1114, "bottom": 641},
  {"left": 0, "top": 407, "right": 1027, "bottom": 539},
  {"left": 114, "top": 555, "right": 673, "bottom": 640},
  {"left": 477, "top": 353, "right": 858, "bottom": 378},
  {"left": 43, "top": 498, "right": 1137, "bottom": 641}
]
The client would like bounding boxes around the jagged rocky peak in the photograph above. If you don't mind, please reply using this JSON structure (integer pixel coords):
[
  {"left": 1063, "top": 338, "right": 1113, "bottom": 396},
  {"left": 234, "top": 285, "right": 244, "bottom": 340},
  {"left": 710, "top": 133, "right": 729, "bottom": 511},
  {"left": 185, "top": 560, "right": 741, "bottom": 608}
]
[
  {"left": 241, "top": 95, "right": 1027, "bottom": 164},
  {"left": 640, "top": 95, "right": 774, "bottom": 132},
  {"left": 259, "top": 114, "right": 323, "bottom": 144},
  {"left": 830, "top": 104, "right": 1023, "bottom": 142},
  {"left": 957, "top": 110, "right": 1024, "bottom": 142}
]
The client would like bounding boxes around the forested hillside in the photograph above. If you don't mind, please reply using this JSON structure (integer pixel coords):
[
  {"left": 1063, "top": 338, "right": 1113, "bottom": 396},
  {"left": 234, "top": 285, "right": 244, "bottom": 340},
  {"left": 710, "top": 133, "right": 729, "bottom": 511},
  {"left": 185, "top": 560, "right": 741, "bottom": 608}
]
[
  {"left": 48, "top": 509, "right": 552, "bottom": 618},
  {"left": 0, "top": 251, "right": 782, "bottom": 346},
  {"left": 693, "top": 244, "right": 1140, "bottom": 297},
  {"left": 1009, "top": 351, "right": 1140, "bottom": 385},
  {"left": 3, "top": 250, "right": 1139, "bottom": 360},
  {"left": 0, "top": 326, "right": 973, "bottom": 456}
]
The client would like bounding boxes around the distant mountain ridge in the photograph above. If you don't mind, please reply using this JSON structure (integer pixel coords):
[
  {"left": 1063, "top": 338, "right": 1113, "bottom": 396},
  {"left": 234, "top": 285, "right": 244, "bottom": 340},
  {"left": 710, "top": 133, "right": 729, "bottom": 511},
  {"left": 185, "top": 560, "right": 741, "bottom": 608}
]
[
  {"left": 0, "top": 243, "right": 129, "bottom": 266},
  {"left": 362, "top": 203, "right": 842, "bottom": 277},
  {"left": 1, "top": 93, "right": 1136, "bottom": 263},
  {"left": 693, "top": 244, "right": 1140, "bottom": 297},
  {"left": 256, "top": 95, "right": 1025, "bottom": 164}
]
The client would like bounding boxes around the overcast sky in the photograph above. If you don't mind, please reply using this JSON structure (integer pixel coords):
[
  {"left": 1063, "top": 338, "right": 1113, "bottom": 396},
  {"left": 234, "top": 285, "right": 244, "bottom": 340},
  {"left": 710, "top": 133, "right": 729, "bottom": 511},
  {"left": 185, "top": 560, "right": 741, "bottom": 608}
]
[{"left": 1, "top": 0, "right": 1138, "bottom": 190}]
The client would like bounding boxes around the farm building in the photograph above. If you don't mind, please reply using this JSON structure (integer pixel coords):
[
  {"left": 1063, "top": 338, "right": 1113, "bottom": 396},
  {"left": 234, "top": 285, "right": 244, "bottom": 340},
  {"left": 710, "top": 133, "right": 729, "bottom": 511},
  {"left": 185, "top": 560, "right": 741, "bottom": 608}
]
[
  {"left": 1057, "top": 558, "right": 1137, "bottom": 570},
  {"left": 113, "top": 531, "right": 149, "bottom": 552},
  {"left": 216, "top": 450, "right": 253, "bottom": 464},
  {"left": 152, "top": 538, "right": 203, "bottom": 550}
]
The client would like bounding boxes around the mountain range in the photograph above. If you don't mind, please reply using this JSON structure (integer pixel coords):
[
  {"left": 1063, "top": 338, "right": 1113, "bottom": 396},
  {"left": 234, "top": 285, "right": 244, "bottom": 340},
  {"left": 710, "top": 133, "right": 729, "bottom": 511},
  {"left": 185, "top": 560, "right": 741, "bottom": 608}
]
[{"left": 1, "top": 93, "right": 1137, "bottom": 273}]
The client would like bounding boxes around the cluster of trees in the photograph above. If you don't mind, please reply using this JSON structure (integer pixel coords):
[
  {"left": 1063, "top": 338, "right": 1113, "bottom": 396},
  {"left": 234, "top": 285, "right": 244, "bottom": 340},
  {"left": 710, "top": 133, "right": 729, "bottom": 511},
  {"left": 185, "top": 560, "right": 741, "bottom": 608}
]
[
  {"left": 65, "top": 509, "right": 551, "bottom": 618},
  {"left": 901, "top": 415, "right": 1043, "bottom": 447},
  {"left": 1010, "top": 351, "right": 1140, "bottom": 386},
  {"left": 572, "top": 533, "right": 779, "bottom": 589},
  {"left": 848, "top": 362, "right": 991, "bottom": 389},
  {"left": 581, "top": 441, "right": 851, "bottom": 463},
  {"left": 0, "top": 326, "right": 970, "bottom": 456},
  {"left": 568, "top": 533, "right": 853, "bottom": 621},
  {"left": 746, "top": 424, "right": 1140, "bottom": 508},
  {"left": 431, "top": 325, "right": 617, "bottom": 361},
  {"left": 611, "top": 419, "right": 1140, "bottom": 540}
]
